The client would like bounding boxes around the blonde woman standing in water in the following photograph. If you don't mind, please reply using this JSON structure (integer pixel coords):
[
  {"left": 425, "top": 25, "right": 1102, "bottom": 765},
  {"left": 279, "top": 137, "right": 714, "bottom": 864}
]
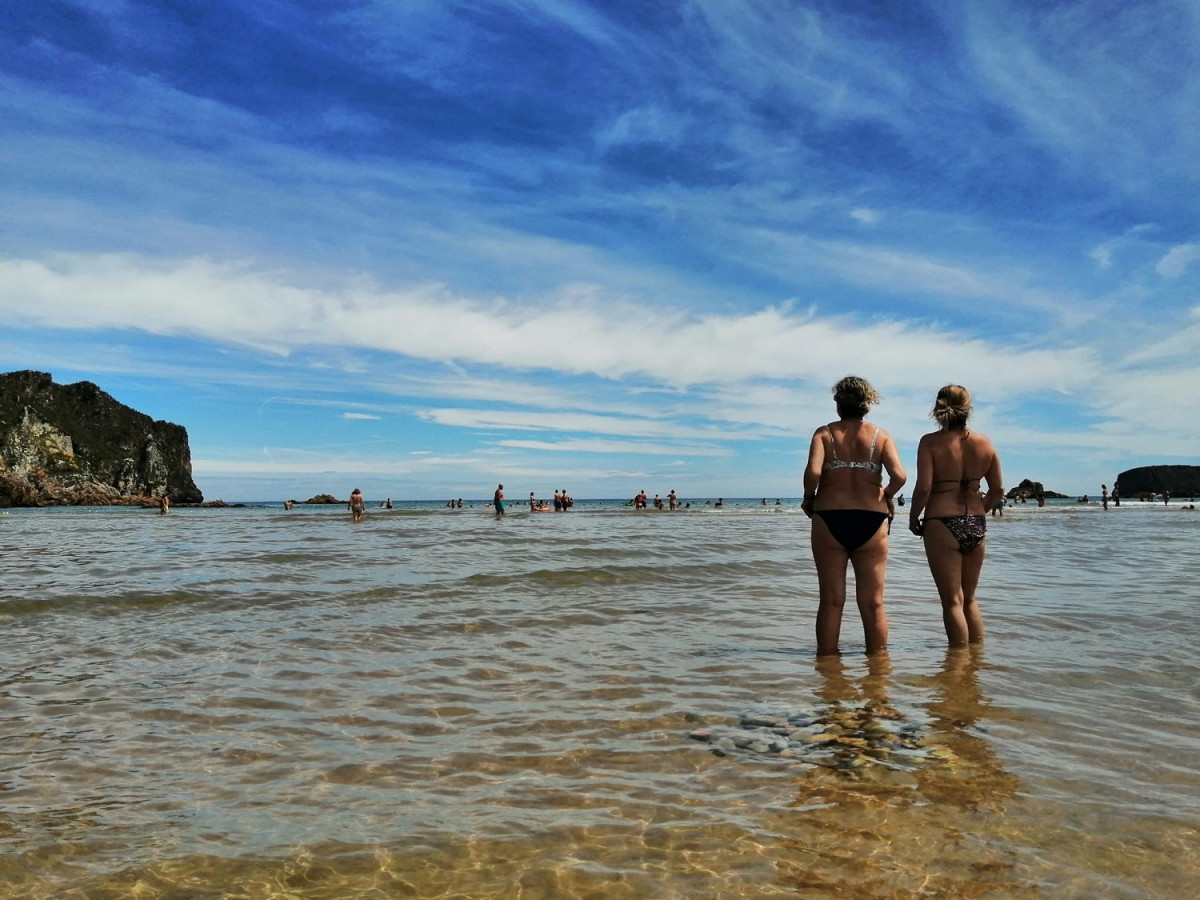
[
  {"left": 908, "top": 385, "right": 1004, "bottom": 646},
  {"left": 802, "top": 376, "right": 906, "bottom": 656}
]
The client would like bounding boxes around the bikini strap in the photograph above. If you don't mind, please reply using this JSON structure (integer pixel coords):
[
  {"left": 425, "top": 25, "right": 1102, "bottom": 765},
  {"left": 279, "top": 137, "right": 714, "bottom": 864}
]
[
  {"left": 868, "top": 427, "right": 879, "bottom": 460},
  {"left": 825, "top": 425, "right": 839, "bottom": 462}
]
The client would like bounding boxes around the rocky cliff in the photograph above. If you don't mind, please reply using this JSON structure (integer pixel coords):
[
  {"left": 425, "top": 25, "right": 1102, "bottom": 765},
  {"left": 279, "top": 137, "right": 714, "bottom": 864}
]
[
  {"left": 0, "top": 371, "right": 203, "bottom": 507},
  {"left": 1114, "top": 465, "right": 1200, "bottom": 498}
]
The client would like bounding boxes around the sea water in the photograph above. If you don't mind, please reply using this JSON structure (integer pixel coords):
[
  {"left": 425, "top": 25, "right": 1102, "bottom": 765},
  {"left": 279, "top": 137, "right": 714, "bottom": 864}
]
[{"left": 1, "top": 498, "right": 1197, "bottom": 897}]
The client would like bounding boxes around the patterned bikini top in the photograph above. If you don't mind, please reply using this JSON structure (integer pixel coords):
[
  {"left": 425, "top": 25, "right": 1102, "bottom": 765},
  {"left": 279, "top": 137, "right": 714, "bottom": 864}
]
[{"left": 822, "top": 425, "right": 883, "bottom": 474}]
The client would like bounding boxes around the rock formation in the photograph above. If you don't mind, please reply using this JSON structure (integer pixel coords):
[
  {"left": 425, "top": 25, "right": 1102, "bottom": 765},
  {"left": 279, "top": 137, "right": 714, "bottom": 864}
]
[
  {"left": 0, "top": 370, "right": 203, "bottom": 507},
  {"left": 1006, "top": 478, "right": 1066, "bottom": 500},
  {"left": 1114, "top": 465, "right": 1200, "bottom": 498}
]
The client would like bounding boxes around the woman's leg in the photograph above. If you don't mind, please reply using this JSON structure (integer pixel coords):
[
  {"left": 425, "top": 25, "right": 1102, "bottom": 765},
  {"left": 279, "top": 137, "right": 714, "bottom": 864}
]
[
  {"left": 810, "top": 516, "right": 850, "bottom": 655},
  {"left": 959, "top": 538, "right": 986, "bottom": 642},
  {"left": 849, "top": 522, "right": 890, "bottom": 655},
  {"left": 922, "top": 519, "right": 973, "bottom": 646}
]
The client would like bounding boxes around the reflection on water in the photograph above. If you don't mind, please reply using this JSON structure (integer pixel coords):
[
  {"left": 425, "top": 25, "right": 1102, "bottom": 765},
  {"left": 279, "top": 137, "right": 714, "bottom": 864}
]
[
  {"left": 770, "top": 651, "right": 1027, "bottom": 898},
  {"left": 0, "top": 502, "right": 1197, "bottom": 897}
]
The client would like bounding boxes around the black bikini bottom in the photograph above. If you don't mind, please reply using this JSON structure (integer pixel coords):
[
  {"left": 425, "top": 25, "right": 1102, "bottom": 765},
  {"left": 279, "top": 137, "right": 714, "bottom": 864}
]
[{"left": 813, "top": 509, "right": 891, "bottom": 552}]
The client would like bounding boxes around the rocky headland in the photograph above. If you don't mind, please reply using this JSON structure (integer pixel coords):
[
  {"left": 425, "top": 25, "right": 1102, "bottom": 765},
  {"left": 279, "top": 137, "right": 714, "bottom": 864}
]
[
  {"left": 0, "top": 370, "right": 203, "bottom": 507},
  {"left": 1114, "top": 465, "right": 1200, "bottom": 498}
]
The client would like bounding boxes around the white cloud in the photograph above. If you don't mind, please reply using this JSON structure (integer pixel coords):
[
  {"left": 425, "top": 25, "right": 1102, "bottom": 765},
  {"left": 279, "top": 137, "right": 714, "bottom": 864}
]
[
  {"left": 0, "top": 253, "right": 1102, "bottom": 396},
  {"left": 1156, "top": 243, "right": 1200, "bottom": 279},
  {"left": 496, "top": 438, "right": 733, "bottom": 456},
  {"left": 342, "top": 412, "right": 382, "bottom": 420},
  {"left": 1089, "top": 223, "right": 1155, "bottom": 270}
]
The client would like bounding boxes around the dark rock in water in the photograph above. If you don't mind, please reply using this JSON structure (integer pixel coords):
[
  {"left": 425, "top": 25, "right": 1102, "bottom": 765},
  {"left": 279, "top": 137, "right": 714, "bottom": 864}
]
[
  {"left": 304, "top": 494, "right": 343, "bottom": 504},
  {"left": 0, "top": 370, "right": 202, "bottom": 507},
  {"left": 1115, "top": 465, "right": 1200, "bottom": 498},
  {"left": 688, "top": 706, "right": 942, "bottom": 775},
  {"left": 1007, "top": 478, "right": 1066, "bottom": 500}
]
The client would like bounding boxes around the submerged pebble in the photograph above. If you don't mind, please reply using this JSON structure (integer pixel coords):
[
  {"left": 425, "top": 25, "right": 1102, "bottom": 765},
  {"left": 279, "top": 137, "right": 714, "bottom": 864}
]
[{"left": 687, "top": 705, "right": 941, "bottom": 773}]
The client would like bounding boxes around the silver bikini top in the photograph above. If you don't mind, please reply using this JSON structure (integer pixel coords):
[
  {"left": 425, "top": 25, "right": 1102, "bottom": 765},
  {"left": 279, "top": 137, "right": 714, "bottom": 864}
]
[{"left": 822, "top": 425, "right": 883, "bottom": 474}]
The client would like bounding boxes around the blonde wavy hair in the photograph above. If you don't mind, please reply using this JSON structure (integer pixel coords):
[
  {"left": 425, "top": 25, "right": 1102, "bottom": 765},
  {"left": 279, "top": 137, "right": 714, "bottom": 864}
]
[
  {"left": 932, "top": 384, "right": 972, "bottom": 430},
  {"left": 832, "top": 375, "right": 880, "bottom": 419}
]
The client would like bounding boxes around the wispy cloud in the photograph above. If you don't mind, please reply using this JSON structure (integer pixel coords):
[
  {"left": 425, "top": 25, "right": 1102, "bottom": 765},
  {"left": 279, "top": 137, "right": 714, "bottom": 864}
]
[{"left": 1156, "top": 244, "right": 1200, "bottom": 279}]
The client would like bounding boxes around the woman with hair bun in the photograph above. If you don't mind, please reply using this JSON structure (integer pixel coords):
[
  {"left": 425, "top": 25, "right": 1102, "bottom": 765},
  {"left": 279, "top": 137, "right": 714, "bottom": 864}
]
[
  {"left": 908, "top": 385, "right": 1005, "bottom": 645},
  {"left": 802, "top": 376, "right": 907, "bottom": 656}
]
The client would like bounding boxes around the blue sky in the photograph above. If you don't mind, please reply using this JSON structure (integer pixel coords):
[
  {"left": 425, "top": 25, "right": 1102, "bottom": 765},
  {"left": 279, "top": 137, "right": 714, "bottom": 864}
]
[{"left": 2, "top": 0, "right": 1197, "bottom": 501}]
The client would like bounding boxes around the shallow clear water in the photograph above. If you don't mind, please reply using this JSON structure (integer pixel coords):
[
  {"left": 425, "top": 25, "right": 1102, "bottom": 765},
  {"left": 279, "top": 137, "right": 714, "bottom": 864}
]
[{"left": 1, "top": 499, "right": 1197, "bottom": 897}]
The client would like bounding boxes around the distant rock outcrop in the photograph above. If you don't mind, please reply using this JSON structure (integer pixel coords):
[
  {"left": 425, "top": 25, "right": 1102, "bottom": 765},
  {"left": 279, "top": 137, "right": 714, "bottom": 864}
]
[
  {"left": 1006, "top": 478, "right": 1067, "bottom": 500},
  {"left": 0, "top": 370, "right": 203, "bottom": 507},
  {"left": 303, "top": 494, "right": 342, "bottom": 504},
  {"left": 1115, "top": 465, "right": 1200, "bottom": 498}
]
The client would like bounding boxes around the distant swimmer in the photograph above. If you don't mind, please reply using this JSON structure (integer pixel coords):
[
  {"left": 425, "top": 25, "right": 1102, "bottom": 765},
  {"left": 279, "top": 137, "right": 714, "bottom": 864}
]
[
  {"left": 158, "top": 494, "right": 170, "bottom": 515},
  {"left": 349, "top": 488, "right": 365, "bottom": 521},
  {"left": 494, "top": 484, "right": 505, "bottom": 517},
  {"left": 668, "top": 490, "right": 678, "bottom": 511}
]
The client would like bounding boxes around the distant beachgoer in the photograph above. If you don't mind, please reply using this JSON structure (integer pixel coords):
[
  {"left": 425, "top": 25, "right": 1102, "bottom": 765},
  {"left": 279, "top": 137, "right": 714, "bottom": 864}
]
[
  {"left": 493, "top": 484, "right": 505, "bottom": 517},
  {"left": 349, "top": 488, "right": 365, "bottom": 521},
  {"left": 563, "top": 490, "right": 572, "bottom": 510},
  {"left": 158, "top": 494, "right": 170, "bottom": 515},
  {"left": 553, "top": 489, "right": 562, "bottom": 512},
  {"left": 714, "top": 498, "right": 724, "bottom": 508},
  {"left": 1101, "top": 484, "right": 1109, "bottom": 510},
  {"left": 284, "top": 500, "right": 293, "bottom": 510},
  {"left": 654, "top": 494, "right": 664, "bottom": 510},
  {"left": 668, "top": 490, "right": 678, "bottom": 511},
  {"left": 803, "top": 375, "right": 906, "bottom": 656},
  {"left": 634, "top": 490, "right": 647, "bottom": 510},
  {"left": 1113, "top": 487, "right": 1120, "bottom": 507},
  {"left": 530, "top": 491, "right": 538, "bottom": 511},
  {"left": 992, "top": 495, "right": 1005, "bottom": 517},
  {"left": 908, "top": 385, "right": 1004, "bottom": 647},
  {"left": 1164, "top": 491, "right": 1171, "bottom": 506}
]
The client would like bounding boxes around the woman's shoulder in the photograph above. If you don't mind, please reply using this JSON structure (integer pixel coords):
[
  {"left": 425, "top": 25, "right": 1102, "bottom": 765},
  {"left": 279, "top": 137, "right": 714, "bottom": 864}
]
[{"left": 966, "top": 429, "right": 994, "bottom": 449}]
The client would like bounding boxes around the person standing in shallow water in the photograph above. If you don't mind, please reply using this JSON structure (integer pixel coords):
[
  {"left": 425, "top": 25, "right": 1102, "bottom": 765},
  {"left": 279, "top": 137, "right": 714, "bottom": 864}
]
[
  {"left": 493, "top": 484, "right": 505, "bottom": 517},
  {"left": 349, "top": 488, "right": 365, "bottom": 522},
  {"left": 908, "top": 385, "right": 1004, "bottom": 646},
  {"left": 802, "top": 376, "right": 906, "bottom": 656}
]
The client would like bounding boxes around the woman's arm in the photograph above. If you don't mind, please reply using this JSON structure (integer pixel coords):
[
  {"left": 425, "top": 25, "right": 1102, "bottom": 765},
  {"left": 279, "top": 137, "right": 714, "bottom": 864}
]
[
  {"left": 801, "top": 429, "right": 824, "bottom": 518},
  {"left": 908, "top": 435, "right": 933, "bottom": 534},
  {"left": 879, "top": 433, "right": 907, "bottom": 517},
  {"left": 981, "top": 441, "right": 1005, "bottom": 512}
]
